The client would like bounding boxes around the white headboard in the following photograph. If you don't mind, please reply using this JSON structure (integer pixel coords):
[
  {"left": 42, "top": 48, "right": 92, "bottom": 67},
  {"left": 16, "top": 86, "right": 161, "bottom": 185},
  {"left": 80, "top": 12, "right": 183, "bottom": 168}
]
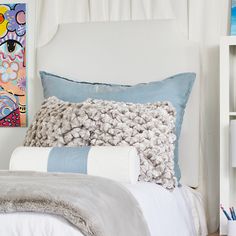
[{"left": 37, "top": 20, "right": 200, "bottom": 187}]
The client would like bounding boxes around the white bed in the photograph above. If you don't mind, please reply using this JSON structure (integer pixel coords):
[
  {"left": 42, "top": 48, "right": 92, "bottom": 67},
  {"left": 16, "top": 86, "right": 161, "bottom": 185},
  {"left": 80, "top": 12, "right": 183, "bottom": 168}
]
[
  {"left": 0, "top": 183, "right": 207, "bottom": 236},
  {"left": 1, "top": 20, "right": 206, "bottom": 236},
  {"left": 36, "top": 20, "right": 200, "bottom": 189}
]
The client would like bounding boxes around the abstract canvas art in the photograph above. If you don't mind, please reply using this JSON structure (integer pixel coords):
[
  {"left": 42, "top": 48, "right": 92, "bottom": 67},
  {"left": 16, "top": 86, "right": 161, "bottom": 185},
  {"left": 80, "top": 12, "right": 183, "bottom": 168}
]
[
  {"left": 0, "top": 4, "right": 27, "bottom": 127},
  {"left": 231, "top": 0, "right": 236, "bottom": 35}
]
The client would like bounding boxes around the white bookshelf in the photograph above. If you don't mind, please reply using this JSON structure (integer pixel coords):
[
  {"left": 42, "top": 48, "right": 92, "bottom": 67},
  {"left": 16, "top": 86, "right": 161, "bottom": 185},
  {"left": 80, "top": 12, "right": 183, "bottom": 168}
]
[{"left": 220, "top": 36, "right": 236, "bottom": 234}]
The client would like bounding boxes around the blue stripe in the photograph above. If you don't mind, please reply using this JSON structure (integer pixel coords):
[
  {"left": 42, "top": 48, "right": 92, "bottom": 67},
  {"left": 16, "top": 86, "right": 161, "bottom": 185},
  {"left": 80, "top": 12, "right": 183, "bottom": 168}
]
[{"left": 47, "top": 147, "right": 90, "bottom": 173}]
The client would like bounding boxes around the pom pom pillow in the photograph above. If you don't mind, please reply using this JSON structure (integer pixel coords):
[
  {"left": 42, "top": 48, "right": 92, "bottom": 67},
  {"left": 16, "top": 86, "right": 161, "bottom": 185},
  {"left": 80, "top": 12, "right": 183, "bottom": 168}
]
[{"left": 24, "top": 97, "right": 176, "bottom": 190}]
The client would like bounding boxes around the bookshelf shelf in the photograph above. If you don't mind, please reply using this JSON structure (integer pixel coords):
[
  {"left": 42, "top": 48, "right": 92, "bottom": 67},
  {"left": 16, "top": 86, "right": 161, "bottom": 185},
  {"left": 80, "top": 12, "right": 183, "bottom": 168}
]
[{"left": 220, "top": 36, "right": 236, "bottom": 234}]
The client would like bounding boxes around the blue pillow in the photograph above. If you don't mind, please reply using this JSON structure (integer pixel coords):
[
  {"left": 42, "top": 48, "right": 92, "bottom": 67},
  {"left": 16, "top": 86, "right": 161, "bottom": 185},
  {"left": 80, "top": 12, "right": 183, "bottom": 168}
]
[{"left": 40, "top": 71, "right": 196, "bottom": 181}]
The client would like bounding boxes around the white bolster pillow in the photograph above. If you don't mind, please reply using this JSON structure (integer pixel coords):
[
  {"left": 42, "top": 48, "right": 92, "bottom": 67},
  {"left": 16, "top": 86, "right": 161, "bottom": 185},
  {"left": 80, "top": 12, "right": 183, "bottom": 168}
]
[{"left": 10, "top": 146, "right": 140, "bottom": 184}]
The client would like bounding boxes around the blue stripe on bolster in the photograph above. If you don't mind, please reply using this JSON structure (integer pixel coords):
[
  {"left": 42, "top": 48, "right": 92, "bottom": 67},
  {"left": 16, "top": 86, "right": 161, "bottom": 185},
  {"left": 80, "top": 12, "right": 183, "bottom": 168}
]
[{"left": 47, "top": 147, "right": 90, "bottom": 173}]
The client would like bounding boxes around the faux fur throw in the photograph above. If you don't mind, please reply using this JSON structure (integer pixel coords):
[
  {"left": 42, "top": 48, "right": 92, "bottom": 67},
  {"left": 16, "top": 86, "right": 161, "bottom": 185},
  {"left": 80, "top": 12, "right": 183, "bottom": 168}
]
[
  {"left": 24, "top": 97, "right": 176, "bottom": 189},
  {"left": 0, "top": 171, "right": 150, "bottom": 236}
]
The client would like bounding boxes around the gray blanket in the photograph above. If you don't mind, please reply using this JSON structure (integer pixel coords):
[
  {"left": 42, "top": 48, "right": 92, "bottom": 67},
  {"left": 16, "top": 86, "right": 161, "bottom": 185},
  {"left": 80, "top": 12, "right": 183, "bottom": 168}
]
[{"left": 0, "top": 171, "right": 150, "bottom": 236}]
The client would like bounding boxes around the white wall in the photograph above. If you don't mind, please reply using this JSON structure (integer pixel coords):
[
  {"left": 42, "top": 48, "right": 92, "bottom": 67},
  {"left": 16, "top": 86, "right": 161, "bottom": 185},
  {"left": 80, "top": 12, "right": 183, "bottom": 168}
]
[{"left": 0, "top": 0, "right": 36, "bottom": 169}]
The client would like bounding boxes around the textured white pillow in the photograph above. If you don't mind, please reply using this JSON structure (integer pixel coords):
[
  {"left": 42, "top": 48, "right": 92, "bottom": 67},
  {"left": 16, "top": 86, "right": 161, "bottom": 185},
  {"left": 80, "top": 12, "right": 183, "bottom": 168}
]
[{"left": 24, "top": 97, "right": 176, "bottom": 189}]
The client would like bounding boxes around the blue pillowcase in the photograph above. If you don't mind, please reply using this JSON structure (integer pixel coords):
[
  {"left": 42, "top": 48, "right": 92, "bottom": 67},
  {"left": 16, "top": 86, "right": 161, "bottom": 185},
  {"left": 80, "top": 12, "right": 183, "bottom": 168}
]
[
  {"left": 48, "top": 147, "right": 90, "bottom": 173},
  {"left": 40, "top": 71, "right": 196, "bottom": 181}
]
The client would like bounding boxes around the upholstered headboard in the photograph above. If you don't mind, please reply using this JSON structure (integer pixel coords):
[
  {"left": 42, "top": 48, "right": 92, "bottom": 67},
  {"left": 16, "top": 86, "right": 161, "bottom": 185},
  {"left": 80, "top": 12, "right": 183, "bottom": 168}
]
[{"left": 37, "top": 20, "right": 200, "bottom": 187}]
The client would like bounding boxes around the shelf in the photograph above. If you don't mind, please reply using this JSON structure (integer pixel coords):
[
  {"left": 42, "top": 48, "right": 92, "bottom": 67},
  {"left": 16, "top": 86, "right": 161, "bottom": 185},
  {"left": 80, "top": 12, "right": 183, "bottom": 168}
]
[
  {"left": 220, "top": 36, "right": 236, "bottom": 234},
  {"left": 221, "top": 36, "right": 236, "bottom": 46}
]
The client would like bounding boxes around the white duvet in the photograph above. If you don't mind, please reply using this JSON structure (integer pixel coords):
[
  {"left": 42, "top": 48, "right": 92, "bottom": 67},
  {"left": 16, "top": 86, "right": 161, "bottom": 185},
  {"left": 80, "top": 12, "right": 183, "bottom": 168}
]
[{"left": 0, "top": 183, "right": 207, "bottom": 236}]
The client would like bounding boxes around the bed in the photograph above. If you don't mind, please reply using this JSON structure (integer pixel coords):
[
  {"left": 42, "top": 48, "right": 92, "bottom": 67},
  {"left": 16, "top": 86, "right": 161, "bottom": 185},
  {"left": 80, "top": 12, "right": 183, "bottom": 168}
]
[
  {"left": 0, "top": 183, "right": 206, "bottom": 236},
  {"left": 0, "top": 20, "right": 207, "bottom": 236}
]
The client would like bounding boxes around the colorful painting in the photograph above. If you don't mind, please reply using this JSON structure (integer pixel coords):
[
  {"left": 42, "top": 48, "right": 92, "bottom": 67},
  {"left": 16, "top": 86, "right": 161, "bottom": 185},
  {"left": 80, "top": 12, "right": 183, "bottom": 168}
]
[
  {"left": 0, "top": 3, "right": 27, "bottom": 127},
  {"left": 231, "top": 0, "right": 236, "bottom": 35}
]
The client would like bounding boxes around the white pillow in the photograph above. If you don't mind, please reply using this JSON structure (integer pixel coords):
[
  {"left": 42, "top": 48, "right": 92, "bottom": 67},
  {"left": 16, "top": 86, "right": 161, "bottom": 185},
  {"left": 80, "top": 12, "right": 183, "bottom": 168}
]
[{"left": 10, "top": 146, "right": 140, "bottom": 184}]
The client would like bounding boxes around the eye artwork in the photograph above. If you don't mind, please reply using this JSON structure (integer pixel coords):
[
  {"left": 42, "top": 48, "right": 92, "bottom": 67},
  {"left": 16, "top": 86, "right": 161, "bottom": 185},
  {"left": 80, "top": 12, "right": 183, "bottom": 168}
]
[{"left": 0, "top": 4, "right": 26, "bottom": 127}]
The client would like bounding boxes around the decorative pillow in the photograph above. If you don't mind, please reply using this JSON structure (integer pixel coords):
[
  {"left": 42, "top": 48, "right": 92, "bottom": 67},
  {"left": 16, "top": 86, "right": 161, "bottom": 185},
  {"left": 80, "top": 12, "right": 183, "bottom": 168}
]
[
  {"left": 24, "top": 97, "right": 177, "bottom": 189},
  {"left": 40, "top": 71, "right": 196, "bottom": 181},
  {"left": 10, "top": 146, "right": 140, "bottom": 184}
]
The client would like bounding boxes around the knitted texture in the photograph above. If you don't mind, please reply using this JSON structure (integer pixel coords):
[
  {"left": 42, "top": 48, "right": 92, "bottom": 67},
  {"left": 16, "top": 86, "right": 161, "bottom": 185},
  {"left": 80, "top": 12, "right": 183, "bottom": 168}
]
[{"left": 24, "top": 97, "right": 177, "bottom": 189}]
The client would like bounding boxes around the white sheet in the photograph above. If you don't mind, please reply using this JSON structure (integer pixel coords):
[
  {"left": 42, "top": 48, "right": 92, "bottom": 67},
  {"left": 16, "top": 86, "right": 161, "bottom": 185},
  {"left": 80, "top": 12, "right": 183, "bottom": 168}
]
[{"left": 0, "top": 183, "right": 207, "bottom": 236}]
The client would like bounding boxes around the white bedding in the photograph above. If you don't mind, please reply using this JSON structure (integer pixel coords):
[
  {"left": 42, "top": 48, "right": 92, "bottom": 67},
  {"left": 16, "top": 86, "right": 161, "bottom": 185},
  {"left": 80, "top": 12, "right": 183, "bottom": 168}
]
[{"left": 0, "top": 183, "right": 207, "bottom": 236}]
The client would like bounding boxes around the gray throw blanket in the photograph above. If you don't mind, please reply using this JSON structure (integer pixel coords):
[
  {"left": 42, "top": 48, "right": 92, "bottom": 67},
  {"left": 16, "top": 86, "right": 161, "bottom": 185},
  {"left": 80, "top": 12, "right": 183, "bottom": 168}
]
[{"left": 0, "top": 171, "right": 150, "bottom": 236}]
